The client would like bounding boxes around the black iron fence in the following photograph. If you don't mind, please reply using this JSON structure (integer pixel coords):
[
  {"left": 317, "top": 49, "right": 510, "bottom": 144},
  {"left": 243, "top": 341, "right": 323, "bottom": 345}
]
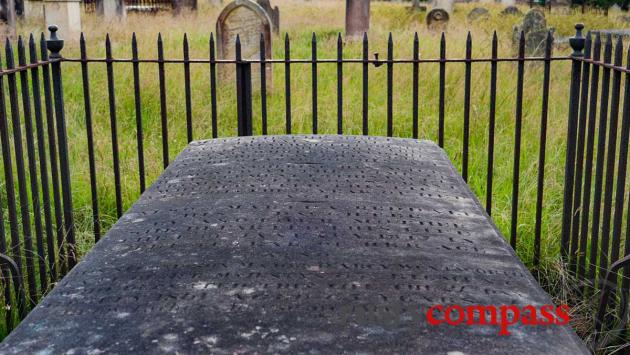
[{"left": 0, "top": 24, "right": 628, "bottom": 348}]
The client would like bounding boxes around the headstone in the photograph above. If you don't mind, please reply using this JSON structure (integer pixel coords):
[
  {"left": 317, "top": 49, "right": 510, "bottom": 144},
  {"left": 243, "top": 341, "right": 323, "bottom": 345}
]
[
  {"left": 426, "top": 8, "right": 449, "bottom": 31},
  {"left": 467, "top": 7, "right": 489, "bottom": 22},
  {"left": 427, "top": 0, "right": 452, "bottom": 31},
  {"left": 44, "top": 0, "right": 82, "bottom": 38},
  {"left": 0, "top": 0, "right": 16, "bottom": 40},
  {"left": 216, "top": 0, "right": 272, "bottom": 84},
  {"left": 96, "top": 0, "right": 126, "bottom": 18},
  {"left": 256, "top": 0, "right": 279, "bottom": 34},
  {"left": 173, "top": 0, "right": 197, "bottom": 14},
  {"left": 501, "top": 0, "right": 515, "bottom": 5},
  {"left": 24, "top": 0, "right": 45, "bottom": 20},
  {"left": 513, "top": 9, "right": 552, "bottom": 56},
  {"left": 500, "top": 5, "right": 522, "bottom": 15},
  {"left": 345, "top": 0, "right": 369, "bottom": 38}
]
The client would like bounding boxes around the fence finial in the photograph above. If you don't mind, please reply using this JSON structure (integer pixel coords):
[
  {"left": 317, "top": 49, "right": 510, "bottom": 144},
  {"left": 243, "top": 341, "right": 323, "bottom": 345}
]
[
  {"left": 569, "top": 23, "right": 585, "bottom": 58},
  {"left": 46, "top": 25, "right": 64, "bottom": 59}
]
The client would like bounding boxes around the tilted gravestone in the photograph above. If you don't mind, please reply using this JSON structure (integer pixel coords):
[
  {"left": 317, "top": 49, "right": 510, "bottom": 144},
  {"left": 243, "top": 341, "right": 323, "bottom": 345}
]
[
  {"left": 256, "top": 0, "right": 279, "bottom": 34},
  {"left": 501, "top": 5, "right": 522, "bottom": 16},
  {"left": 217, "top": 0, "right": 272, "bottom": 84},
  {"left": 513, "top": 9, "right": 553, "bottom": 56},
  {"left": 467, "top": 7, "right": 489, "bottom": 22}
]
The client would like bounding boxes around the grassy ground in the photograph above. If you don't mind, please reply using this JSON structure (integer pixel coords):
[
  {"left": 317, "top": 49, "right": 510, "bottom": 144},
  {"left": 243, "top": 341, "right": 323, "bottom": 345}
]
[{"left": 5, "top": 0, "right": 629, "bottom": 348}]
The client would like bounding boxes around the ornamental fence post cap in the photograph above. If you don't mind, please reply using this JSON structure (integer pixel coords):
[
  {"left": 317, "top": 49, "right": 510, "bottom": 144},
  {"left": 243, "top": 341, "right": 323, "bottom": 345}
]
[
  {"left": 569, "top": 23, "right": 585, "bottom": 57},
  {"left": 46, "top": 25, "right": 64, "bottom": 58}
]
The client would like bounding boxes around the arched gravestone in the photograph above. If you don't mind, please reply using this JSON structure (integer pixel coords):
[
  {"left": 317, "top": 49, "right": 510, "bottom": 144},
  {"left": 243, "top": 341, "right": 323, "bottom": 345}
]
[
  {"left": 0, "top": 136, "right": 588, "bottom": 353},
  {"left": 216, "top": 0, "right": 272, "bottom": 84}
]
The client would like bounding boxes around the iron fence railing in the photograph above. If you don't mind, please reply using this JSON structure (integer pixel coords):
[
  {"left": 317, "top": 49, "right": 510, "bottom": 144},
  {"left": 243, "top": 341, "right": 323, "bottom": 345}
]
[{"left": 0, "top": 24, "right": 628, "bottom": 349}]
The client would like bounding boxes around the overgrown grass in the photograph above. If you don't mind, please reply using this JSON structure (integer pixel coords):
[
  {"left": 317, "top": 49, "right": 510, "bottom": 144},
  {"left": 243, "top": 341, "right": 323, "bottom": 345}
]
[{"left": 3, "top": 0, "right": 629, "bottom": 348}]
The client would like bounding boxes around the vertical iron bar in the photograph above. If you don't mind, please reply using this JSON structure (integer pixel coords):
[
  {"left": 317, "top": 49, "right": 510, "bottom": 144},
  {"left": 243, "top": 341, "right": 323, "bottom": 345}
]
[
  {"left": 581, "top": 34, "right": 602, "bottom": 283},
  {"left": 47, "top": 26, "right": 76, "bottom": 269},
  {"left": 412, "top": 32, "right": 419, "bottom": 139},
  {"left": 534, "top": 31, "right": 554, "bottom": 266},
  {"left": 337, "top": 33, "right": 343, "bottom": 135},
  {"left": 387, "top": 33, "right": 393, "bottom": 137},
  {"left": 209, "top": 33, "right": 218, "bottom": 138},
  {"left": 590, "top": 34, "right": 612, "bottom": 279},
  {"left": 561, "top": 24, "right": 586, "bottom": 260},
  {"left": 569, "top": 32, "right": 592, "bottom": 271},
  {"left": 312, "top": 33, "right": 317, "bottom": 134},
  {"left": 0, "top": 56, "right": 25, "bottom": 309},
  {"left": 486, "top": 32, "right": 497, "bottom": 216},
  {"left": 105, "top": 34, "right": 123, "bottom": 219},
  {"left": 80, "top": 33, "right": 101, "bottom": 244},
  {"left": 29, "top": 34, "right": 56, "bottom": 284},
  {"left": 438, "top": 33, "right": 445, "bottom": 148},
  {"left": 284, "top": 33, "right": 291, "bottom": 134},
  {"left": 620, "top": 44, "right": 630, "bottom": 303},
  {"left": 132, "top": 33, "right": 146, "bottom": 193},
  {"left": 183, "top": 33, "right": 193, "bottom": 142},
  {"left": 18, "top": 36, "right": 46, "bottom": 298},
  {"left": 510, "top": 31, "right": 525, "bottom": 250},
  {"left": 235, "top": 35, "right": 252, "bottom": 137},
  {"left": 40, "top": 34, "right": 63, "bottom": 278},
  {"left": 5, "top": 38, "right": 37, "bottom": 305},
  {"left": 603, "top": 38, "right": 624, "bottom": 265},
  {"left": 260, "top": 33, "right": 268, "bottom": 135},
  {"left": 362, "top": 32, "right": 368, "bottom": 136},
  {"left": 462, "top": 32, "right": 472, "bottom": 181},
  {"left": 158, "top": 33, "right": 169, "bottom": 168}
]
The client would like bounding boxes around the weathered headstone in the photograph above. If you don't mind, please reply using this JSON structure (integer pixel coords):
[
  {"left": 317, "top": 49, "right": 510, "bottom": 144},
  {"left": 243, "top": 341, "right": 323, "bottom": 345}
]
[
  {"left": 426, "top": 8, "right": 449, "bottom": 30},
  {"left": 345, "top": 0, "right": 369, "bottom": 38},
  {"left": 0, "top": 0, "right": 17, "bottom": 40},
  {"left": 427, "top": 0, "right": 451, "bottom": 31},
  {"left": 44, "top": 0, "right": 82, "bottom": 38},
  {"left": 24, "top": 0, "right": 45, "bottom": 20},
  {"left": 217, "top": 0, "right": 272, "bottom": 84},
  {"left": 513, "top": 9, "right": 552, "bottom": 56},
  {"left": 256, "top": 0, "right": 279, "bottom": 34},
  {"left": 467, "top": 7, "right": 489, "bottom": 22},
  {"left": 501, "top": 5, "right": 522, "bottom": 15},
  {"left": 96, "top": 0, "right": 126, "bottom": 18}
]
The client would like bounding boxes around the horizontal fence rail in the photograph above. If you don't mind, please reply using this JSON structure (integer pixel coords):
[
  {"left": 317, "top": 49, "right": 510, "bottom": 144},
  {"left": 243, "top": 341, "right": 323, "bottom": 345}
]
[{"left": 0, "top": 24, "right": 628, "bottom": 350}]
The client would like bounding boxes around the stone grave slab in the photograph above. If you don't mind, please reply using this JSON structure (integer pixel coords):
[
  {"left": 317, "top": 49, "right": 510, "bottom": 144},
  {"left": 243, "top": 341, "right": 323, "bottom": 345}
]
[{"left": 0, "top": 136, "right": 588, "bottom": 354}]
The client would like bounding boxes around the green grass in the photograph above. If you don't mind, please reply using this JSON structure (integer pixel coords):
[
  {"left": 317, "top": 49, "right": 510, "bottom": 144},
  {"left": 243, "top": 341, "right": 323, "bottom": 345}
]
[{"left": 3, "top": 0, "right": 629, "bottom": 346}]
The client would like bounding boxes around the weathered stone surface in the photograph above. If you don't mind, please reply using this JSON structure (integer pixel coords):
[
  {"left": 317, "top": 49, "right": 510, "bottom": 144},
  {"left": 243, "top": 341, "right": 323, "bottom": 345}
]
[
  {"left": 513, "top": 9, "right": 552, "bottom": 56},
  {"left": 256, "top": 0, "right": 279, "bottom": 34},
  {"left": 216, "top": 0, "right": 272, "bottom": 83},
  {"left": 0, "top": 136, "right": 588, "bottom": 354},
  {"left": 345, "top": 0, "right": 369, "bottom": 38},
  {"left": 426, "top": 8, "right": 449, "bottom": 31},
  {"left": 501, "top": 5, "right": 522, "bottom": 15},
  {"left": 467, "top": 7, "right": 490, "bottom": 21},
  {"left": 43, "top": 0, "right": 82, "bottom": 38}
]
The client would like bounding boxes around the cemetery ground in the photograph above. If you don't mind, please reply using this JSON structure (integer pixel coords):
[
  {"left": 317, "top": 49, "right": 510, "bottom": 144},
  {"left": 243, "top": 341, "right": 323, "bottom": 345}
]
[{"left": 5, "top": 0, "right": 630, "bottom": 347}]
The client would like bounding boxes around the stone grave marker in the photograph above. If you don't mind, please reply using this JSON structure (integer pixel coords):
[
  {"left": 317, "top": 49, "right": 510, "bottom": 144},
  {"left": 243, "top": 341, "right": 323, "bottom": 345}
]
[
  {"left": 256, "top": 0, "right": 279, "bottom": 34},
  {"left": 513, "top": 9, "right": 553, "bottom": 56},
  {"left": 427, "top": 0, "right": 452, "bottom": 31},
  {"left": 345, "top": 0, "right": 370, "bottom": 38},
  {"left": 501, "top": 5, "right": 522, "bottom": 16},
  {"left": 216, "top": 0, "right": 272, "bottom": 85},
  {"left": 96, "top": 0, "right": 126, "bottom": 19},
  {"left": 467, "top": 7, "right": 489, "bottom": 22},
  {"left": 0, "top": 0, "right": 17, "bottom": 40},
  {"left": 44, "top": 0, "right": 82, "bottom": 38}
]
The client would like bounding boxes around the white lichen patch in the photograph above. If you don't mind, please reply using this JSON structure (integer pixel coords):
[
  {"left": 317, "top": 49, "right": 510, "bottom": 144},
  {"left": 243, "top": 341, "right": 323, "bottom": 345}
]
[{"left": 115, "top": 312, "right": 130, "bottom": 319}]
